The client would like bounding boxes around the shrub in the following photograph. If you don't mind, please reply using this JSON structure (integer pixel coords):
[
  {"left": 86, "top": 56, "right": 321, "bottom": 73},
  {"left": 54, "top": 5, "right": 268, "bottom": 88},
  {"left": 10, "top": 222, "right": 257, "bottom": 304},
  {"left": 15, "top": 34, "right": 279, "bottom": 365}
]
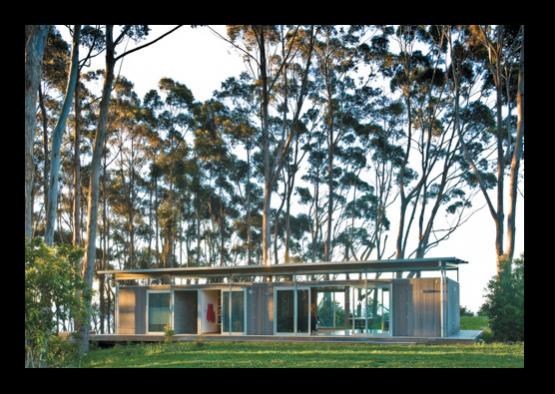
[
  {"left": 25, "top": 237, "right": 85, "bottom": 367},
  {"left": 164, "top": 324, "right": 175, "bottom": 343},
  {"left": 45, "top": 334, "right": 80, "bottom": 367},
  {"left": 480, "top": 254, "right": 524, "bottom": 342}
]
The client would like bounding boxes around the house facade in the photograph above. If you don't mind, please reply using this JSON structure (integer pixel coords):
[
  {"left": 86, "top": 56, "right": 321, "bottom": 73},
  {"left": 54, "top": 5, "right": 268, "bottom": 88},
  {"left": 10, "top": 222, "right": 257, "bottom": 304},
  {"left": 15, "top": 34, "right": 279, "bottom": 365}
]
[{"left": 99, "top": 258, "right": 465, "bottom": 338}]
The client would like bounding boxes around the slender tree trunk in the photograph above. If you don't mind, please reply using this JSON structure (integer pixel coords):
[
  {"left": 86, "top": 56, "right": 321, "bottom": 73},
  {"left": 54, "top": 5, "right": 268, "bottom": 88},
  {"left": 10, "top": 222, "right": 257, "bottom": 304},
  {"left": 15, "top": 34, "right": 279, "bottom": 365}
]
[
  {"left": 312, "top": 166, "right": 320, "bottom": 262},
  {"left": 38, "top": 85, "right": 49, "bottom": 221},
  {"left": 324, "top": 86, "right": 334, "bottom": 262},
  {"left": 259, "top": 26, "right": 272, "bottom": 267},
  {"left": 219, "top": 186, "right": 225, "bottom": 267},
  {"left": 25, "top": 25, "right": 49, "bottom": 239},
  {"left": 73, "top": 73, "right": 82, "bottom": 246},
  {"left": 506, "top": 29, "right": 524, "bottom": 264},
  {"left": 147, "top": 180, "right": 153, "bottom": 264},
  {"left": 155, "top": 175, "right": 160, "bottom": 266},
  {"left": 246, "top": 143, "right": 252, "bottom": 265},
  {"left": 494, "top": 27, "right": 505, "bottom": 271},
  {"left": 45, "top": 25, "right": 81, "bottom": 245},
  {"left": 79, "top": 26, "right": 115, "bottom": 354},
  {"left": 396, "top": 92, "right": 412, "bottom": 266},
  {"left": 128, "top": 135, "right": 135, "bottom": 268}
]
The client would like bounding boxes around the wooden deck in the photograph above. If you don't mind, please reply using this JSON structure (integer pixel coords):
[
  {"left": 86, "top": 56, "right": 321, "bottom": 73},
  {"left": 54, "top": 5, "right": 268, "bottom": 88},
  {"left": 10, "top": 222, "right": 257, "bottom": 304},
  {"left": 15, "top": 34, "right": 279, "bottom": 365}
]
[{"left": 90, "top": 330, "right": 482, "bottom": 345}]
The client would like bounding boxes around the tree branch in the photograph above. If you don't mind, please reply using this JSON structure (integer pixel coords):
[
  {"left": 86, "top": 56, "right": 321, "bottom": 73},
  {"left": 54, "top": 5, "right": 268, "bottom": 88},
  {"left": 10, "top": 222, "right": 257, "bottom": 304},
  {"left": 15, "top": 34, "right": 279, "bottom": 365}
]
[
  {"left": 206, "top": 25, "right": 259, "bottom": 66},
  {"left": 114, "top": 25, "right": 184, "bottom": 62}
]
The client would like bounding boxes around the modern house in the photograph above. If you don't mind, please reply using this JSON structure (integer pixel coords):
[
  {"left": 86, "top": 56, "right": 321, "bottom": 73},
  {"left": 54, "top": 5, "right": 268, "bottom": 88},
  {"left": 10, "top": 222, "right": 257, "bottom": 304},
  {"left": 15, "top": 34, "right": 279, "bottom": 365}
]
[{"left": 96, "top": 257, "right": 469, "bottom": 341}]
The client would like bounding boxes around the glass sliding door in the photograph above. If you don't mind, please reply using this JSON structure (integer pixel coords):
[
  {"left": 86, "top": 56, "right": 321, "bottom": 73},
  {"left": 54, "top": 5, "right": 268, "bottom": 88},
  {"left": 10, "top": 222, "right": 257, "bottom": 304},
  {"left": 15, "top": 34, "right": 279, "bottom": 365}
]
[
  {"left": 276, "top": 290, "right": 295, "bottom": 333},
  {"left": 275, "top": 288, "right": 310, "bottom": 335},
  {"left": 349, "top": 285, "right": 391, "bottom": 336},
  {"left": 222, "top": 290, "right": 246, "bottom": 334},
  {"left": 147, "top": 292, "right": 171, "bottom": 333}
]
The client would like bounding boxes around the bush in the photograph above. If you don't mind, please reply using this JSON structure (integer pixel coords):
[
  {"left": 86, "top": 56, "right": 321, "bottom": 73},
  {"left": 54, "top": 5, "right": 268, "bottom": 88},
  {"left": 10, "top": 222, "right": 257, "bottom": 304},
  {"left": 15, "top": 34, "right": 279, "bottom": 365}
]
[
  {"left": 25, "top": 237, "right": 85, "bottom": 367},
  {"left": 164, "top": 324, "right": 175, "bottom": 343},
  {"left": 45, "top": 334, "right": 80, "bottom": 367},
  {"left": 480, "top": 254, "right": 524, "bottom": 342}
]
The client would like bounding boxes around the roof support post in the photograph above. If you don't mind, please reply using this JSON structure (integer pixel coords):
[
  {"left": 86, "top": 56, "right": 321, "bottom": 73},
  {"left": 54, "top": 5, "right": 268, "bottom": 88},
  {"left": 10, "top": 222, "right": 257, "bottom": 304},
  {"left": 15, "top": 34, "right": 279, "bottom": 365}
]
[{"left": 440, "top": 262, "right": 445, "bottom": 338}]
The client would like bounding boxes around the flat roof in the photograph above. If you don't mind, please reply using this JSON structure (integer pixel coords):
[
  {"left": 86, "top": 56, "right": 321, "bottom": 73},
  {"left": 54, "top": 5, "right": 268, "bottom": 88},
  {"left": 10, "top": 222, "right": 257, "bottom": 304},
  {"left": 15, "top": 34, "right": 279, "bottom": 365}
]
[{"left": 98, "top": 257, "right": 467, "bottom": 281}]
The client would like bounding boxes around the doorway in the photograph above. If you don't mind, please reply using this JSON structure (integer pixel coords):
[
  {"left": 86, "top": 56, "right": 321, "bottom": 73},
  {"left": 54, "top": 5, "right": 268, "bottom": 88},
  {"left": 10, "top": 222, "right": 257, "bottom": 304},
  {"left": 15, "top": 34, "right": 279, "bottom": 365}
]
[
  {"left": 274, "top": 287, "right": 310, "bottom": 335},
  {"left": 173, "top": 290, "right": 198, "bottom": 334}
]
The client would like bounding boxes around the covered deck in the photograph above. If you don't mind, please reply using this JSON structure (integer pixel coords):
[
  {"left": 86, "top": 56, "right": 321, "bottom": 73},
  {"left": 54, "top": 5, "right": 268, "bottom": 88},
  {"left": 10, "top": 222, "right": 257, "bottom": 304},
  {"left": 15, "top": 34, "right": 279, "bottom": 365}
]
[{"left": 90, "top": 330, "right": 482, "bottom": 345}]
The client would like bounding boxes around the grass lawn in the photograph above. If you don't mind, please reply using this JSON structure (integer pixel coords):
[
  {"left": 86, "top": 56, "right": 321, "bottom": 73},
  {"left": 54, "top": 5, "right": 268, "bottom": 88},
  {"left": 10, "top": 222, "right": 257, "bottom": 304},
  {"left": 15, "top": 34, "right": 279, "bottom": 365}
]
[
  {"left": 80, "top": 341, "right": 523, "bottom": 368},
  {"left": 78, "top": 316, "right": 522, "bottom": 368},
  {"left": 460, "top": 315, "right": 489, "bottom": 330}
]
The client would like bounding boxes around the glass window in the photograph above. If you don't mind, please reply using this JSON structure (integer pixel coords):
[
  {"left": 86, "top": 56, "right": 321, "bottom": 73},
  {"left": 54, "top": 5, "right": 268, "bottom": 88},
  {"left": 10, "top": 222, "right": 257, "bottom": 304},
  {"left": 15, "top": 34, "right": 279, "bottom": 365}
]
[
  {"left": 297, "top": 289, "right": 309, "bottom": 333},
  {"left": 222, "top": 291, "right": 245, "bottom": 333},
  {"left": 148, "top": 292, "right": 171, "bottom": 332}
]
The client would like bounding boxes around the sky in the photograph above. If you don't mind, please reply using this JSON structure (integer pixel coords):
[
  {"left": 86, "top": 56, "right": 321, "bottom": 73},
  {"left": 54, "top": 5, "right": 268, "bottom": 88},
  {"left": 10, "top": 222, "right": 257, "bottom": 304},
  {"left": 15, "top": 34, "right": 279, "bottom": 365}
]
[{"left": 60, "top": 25, "right": 524, "bottom": 313}]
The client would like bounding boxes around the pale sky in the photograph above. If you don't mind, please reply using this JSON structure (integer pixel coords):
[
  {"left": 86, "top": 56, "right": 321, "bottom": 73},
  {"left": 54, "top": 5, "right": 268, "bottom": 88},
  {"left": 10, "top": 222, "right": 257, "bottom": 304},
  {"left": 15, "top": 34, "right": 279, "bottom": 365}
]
[{"left": 60, "top": 25, "right": 524, "bottom": 312}]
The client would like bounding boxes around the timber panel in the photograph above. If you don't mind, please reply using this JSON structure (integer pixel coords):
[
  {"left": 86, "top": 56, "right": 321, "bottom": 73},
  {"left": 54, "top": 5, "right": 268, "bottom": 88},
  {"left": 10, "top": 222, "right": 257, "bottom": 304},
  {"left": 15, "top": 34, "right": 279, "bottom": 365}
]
[
  {"left": 118, "top": 287, "right": 136, "bottom": 334},
  {"left": 392, "top": 279, "right": 413, "bottom": 336},
  {"left": 411, "top": 278, "right": 441, "bottom": 337}
]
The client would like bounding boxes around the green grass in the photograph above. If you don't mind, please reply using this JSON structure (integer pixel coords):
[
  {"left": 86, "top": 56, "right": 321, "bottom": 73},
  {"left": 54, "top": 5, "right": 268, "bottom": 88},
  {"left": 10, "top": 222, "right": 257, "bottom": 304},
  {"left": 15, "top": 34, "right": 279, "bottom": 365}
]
[
  {"left": 79, "top": 340, "right": 523, "bottom": 368},
  {"left": 460, "top": 315, "right": 489, "bottom": 330},
  {"left": 76, "top": 316, "right": 522, "bottom": 368}
]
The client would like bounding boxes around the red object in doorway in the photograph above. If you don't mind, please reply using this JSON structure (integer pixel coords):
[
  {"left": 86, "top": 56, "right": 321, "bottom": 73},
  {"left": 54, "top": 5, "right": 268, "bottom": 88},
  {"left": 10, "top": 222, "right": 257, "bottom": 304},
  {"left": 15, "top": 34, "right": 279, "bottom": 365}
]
[{"left": 207, "top": 303, "right": 215, "bottom": 322}]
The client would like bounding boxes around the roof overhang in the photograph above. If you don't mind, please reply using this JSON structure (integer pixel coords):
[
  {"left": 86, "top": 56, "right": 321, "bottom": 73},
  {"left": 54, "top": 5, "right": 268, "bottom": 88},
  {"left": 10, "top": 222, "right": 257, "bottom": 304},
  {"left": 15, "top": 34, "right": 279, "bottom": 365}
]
[{"left": 98, "top": 257, "right": 467, "bottom": 281}]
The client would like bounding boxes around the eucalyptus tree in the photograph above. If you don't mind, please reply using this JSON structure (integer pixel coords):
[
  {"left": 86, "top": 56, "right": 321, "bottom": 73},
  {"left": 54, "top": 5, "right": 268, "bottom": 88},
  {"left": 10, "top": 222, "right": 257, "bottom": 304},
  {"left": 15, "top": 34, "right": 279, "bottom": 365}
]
[
  {"left": 451, "top": 25, "right": 524, "bottom": 272},
  {"left": 216, "top": 75, "right": 260, "bottom": 264},
  {"left": 154, "top": 77, "right": 198, "bottom": 267},
  {"left": 221, "top": 25, "right": 314, "bottom": 266},
  {"left": 44, "top": 25, "right": 81, "bottom": 245},
  {"left": 80, "top": 25, "right": 183, "bottom": 354},
  {"left": 309, "top": 25, "right": 379, "bottom": 262},
  {"left": 106, "top": 77, "right": 147, "bottom": 269},
  {"left": 72, "top": 25, "right": 105, "bottom": 247},
  {"left": 25, "top": 25, "right": 49, "bottom": 239},
  {"left": 36, "top": 27, "right": 69, "bottom": 233}
]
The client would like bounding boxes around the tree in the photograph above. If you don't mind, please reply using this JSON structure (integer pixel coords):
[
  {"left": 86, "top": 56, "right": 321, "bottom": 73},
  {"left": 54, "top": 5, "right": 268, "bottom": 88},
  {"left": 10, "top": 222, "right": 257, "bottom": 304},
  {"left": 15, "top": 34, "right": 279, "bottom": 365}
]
[
  {"left": 223, "top": 25, "right": 313, "bottom": 266},
  {"left": 79, "top": 25, "right": 183, "bottom": 354},
  {"left": 480, "top": 253, "right": 524, "bottom": 342},
  {"left": 452, "top": 25, "right": 524, "bottom": 273},
  {"left": 25, "top": 238, "right": 84, "bottom": 367},
  {"left": 25, "top": 25, "right": 49, "bottom": 239},
  {"left": 44, "top": 25, "right": 81, "bottom": 245}
]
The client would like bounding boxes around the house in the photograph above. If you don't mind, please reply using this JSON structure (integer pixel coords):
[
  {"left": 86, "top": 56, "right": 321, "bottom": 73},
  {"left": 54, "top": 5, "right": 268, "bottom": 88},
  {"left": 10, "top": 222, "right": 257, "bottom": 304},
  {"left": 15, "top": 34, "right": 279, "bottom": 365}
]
[{"left": 96, "top": 257, "right": 467, "bottom": 341}]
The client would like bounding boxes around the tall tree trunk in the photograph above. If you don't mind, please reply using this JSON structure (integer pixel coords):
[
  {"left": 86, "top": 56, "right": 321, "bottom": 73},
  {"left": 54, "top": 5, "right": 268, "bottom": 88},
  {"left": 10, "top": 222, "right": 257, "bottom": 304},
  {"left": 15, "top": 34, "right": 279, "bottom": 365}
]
[
  {"left": 155, "top": 174, "right": 160, "bottom": 266},
  {"left": 45, "top": 25, "right": 81, "bottom": 245},
  {"left": 246, "top": 143, "right": 252, "bottom": 265},
  {"left": 147, "top": 179, "right": 153, "bottom": 264},
  {"left": 312, "top": 165, "right": 320, "bottom": 262},
  {"left": 25, "top": 25, "right": 49, "bottom": 239},
  {"left": 395, "top": 91, "right": 412, "bottom": 266},
  {"left": 73, "top": 73, "right": 82, "bottom": 246},
  {"left": 324, "top": 86, "right": 334, "bottom": 262},
  {"left": 38, "top": 85, "right": 49, "bottom": 221},
  {"left": 99, "top": 148, "right": 108, "bottom": 334},
  {"left": 128, "top": 135, "right": 135, "bottom": 268},
  {"left": 259, "top": 26, "right": 272, "bottom": 267},
  {"left": 79, "top": 25, "right": 115, "bottom": 354},
  {"left": 505, "top": 28, "right": 524, "bottom": 264},
  {"left": 493, "top": 26, "right": 505, "bottom": 271}
]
